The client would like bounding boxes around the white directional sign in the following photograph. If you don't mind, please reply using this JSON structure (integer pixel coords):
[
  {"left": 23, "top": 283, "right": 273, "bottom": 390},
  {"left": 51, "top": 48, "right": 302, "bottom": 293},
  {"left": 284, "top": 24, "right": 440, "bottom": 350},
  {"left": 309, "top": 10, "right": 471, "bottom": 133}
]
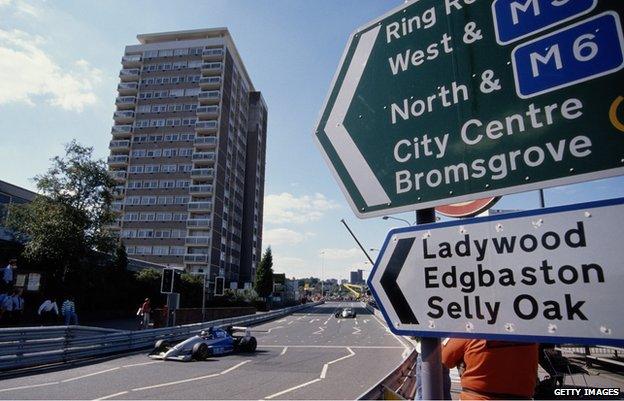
[{"left": 368, "top": 198, "right": 624, "bottom": 345}]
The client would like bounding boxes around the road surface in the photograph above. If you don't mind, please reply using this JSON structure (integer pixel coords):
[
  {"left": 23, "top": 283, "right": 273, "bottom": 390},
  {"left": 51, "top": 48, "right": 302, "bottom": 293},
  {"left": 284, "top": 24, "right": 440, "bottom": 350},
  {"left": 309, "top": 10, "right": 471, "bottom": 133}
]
[{"left": 0, "top": 302, "right": 408, "bottom": 400}]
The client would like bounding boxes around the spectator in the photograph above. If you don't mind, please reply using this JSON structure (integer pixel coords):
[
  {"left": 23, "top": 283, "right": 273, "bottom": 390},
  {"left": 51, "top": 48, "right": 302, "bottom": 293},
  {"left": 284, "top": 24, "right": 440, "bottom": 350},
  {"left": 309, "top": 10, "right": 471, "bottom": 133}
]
[
  {"left": 61, "top": 296, "right": 78, "bottom": 325},
  {"left": 442, "top": 339, "right": 539, "bottom": 400},
  {"left": 38, "top": 297, "right": 59, "bottom": 325},
  {"left": 2, "top": 259, "right": 17, "bottom": 292},
  {"left": 11, "top": 289, "right": 24, "bottom": 325},
  {"left": 0, "top": 291, "right": 8, "bottom": 324},
  {"left": 138, "top": 298, "right": 151, "bottom": 329},
  {"left": 1, "top": 289, "right": 15, "bottom": 325}
]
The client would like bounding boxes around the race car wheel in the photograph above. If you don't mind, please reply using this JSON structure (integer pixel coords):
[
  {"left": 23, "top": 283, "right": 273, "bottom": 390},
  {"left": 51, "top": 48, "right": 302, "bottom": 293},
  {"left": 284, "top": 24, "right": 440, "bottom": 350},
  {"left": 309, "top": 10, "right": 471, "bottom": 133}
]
[
  {"left": 154, "top": 339, "right": 168, "bottom": 352},
  {"left": 192, "top": 343, "right": 209, "bottom": 360},
  {"left": 245, "top": 337, "right": 257, "bottom": 352},
  {"left": 334, "top": 313, "right": 340, "bottom": 318}
]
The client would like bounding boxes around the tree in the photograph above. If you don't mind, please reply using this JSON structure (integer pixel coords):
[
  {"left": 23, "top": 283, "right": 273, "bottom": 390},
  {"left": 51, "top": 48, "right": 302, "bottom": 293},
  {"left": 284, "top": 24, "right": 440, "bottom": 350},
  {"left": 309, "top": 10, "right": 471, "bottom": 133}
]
[
  {"left": 113, "top": 243, "right": 128, "bottom": 271},
  {"left": 6, "top": 141, "right": 116, "bottom": 286},
  {"left": 254, "top": 247, "right": 274, "bottom": 298}
]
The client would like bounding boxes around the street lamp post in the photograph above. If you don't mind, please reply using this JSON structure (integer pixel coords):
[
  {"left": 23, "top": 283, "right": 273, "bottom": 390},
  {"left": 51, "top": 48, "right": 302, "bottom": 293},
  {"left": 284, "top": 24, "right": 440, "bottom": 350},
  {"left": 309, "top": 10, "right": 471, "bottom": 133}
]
[
  {"left": 382, "top": 215, "right": 413, "bottom": 226},
  {"left": 320, "top": 251, "right": 325, "bottom": 297}
]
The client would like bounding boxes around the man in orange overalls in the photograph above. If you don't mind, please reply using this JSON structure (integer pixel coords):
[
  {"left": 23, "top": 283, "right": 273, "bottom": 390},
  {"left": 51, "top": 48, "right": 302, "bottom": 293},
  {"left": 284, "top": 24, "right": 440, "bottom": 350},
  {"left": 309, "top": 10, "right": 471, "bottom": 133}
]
[{"left": 442, "top": 339, "right": 539, "bottom": 400}]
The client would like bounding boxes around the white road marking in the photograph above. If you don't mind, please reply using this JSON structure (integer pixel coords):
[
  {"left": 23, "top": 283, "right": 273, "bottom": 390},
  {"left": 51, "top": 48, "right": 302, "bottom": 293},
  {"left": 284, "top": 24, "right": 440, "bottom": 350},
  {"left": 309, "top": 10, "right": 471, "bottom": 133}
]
[
  {"left": 277, "top": 319, "right": 286, "bottom": 323},
  {"left": 371, "top": 312, "right": 409, "bottom": 352},
  {"left": 313, "top": 326, "right": 325, "bottom": 335},
  {"left": 131, "top": 360, "right": 251, "bottom": 392},
  {"left": 264, "top": 378, "right": 322, "bottom": 399},
  {"left": 263, "top": 346, "right": 357, "bottom": 399},
  {"left": 220, "top": 360, "right": 251, "bottom": 375},
  {"left": 320, "top": 347, "right": 355, "bottom": 379},
  {"left": 266, "top": 325, "right": 284, "bottom": 333},
  {"left": 352, "top": 326, "right": 362, "bottom": 335},
  {"left": 61, "top": 367, "right": 121, "bottom": 383},
  {"left": 287, "top": 321, "right": 294, "bottom": 325},
  {"left": 279, "top": 346, "right": 288, "bottom": 356},
  {"left": 297, "top": 317, "right": 303, "bottom": 320},
  {"left": 355, "top": 319, "right": 359, "bottom": 325},
  {"left": 364, "top": 319, "right": 370, "bottom": 323},
  {"left": 132, "top": 373, "right": 220, "bottom": 391},
  {"left": 93, "top": 391, "right": 129, "bottom": 400},
  {"left": 121, "top": 360, "right": 161, "bottom": 368},
  {"left": 0, "top": 382, "right": 59, "bottom": 393}
]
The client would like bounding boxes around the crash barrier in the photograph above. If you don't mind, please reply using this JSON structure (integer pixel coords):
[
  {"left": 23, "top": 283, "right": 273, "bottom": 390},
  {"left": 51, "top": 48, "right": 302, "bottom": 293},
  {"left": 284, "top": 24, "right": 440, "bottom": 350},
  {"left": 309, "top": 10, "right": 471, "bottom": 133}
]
[
  {"left": 0, "top": 301, "right": 323, "bottom": 372},
  {"left": 151, "top": 306, "right": 256, "bottom": 327},
  {"left": 360, "top": 302, "right": 418, "bottom": 400},
  {"left": 562, "top": 345, "right": 624, "bottom": 369},
  {"left": 358, "top": 351, "right": 418, "bottom": 400}
]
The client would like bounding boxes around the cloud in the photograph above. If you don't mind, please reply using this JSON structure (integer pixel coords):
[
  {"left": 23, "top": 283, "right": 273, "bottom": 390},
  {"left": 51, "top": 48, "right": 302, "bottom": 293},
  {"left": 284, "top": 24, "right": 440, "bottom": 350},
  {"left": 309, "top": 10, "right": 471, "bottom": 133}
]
[
  {"left": 0, "top": 0, "right": 41, "bottom": 18},
  {"left": 263, "top": 228, "right": 312, "bottom": 246},
  {"left": 320, "top": 247, "right": 363, "bottom": 260},
  {"left": 0, "top": 29, "right": 102, "bottom": 111},
  {"left": 264, "top": 192, "right": 340, "bottom": 224}
]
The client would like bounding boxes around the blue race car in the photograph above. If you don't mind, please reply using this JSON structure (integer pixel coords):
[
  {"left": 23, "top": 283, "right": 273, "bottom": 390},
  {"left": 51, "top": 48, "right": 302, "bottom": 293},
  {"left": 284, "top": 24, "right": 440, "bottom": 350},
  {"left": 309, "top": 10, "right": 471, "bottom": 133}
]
[{"left": 149, "top": 326, "right": 258, "bottom": 361}]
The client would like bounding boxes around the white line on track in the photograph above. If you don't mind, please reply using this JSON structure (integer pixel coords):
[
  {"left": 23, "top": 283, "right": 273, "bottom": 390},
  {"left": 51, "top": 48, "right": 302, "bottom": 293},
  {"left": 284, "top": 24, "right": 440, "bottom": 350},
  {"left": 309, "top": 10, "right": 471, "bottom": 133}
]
[
  {"left": 262, "top": 347, "right": 356, "bottom": 399},
  {"left": 370, "top": 311, "right": 409, "bottom": 352},
  {"left": 266, "top": 325, "right": 284, "bottom": 333},
  {"left": 264, "top": 378, "right": 322, "bottom": 399},
  {"left": 121, "top": 360, "right": 161, "bottom": 368},
  {"left": 313, "top": 326, "right": 324, "bottom": 335},
  {"left": 61, "top": 367, "right": 121, "bottom": 383},
  {"left": 130, "top": 360, "right": 251, "bottom": 392},
  {"left": 94, "top": 391, "right": 129, "bottom": 400},
  {"left": 320, "top": 347, "right": 355, "bottom": 379},
  {"left": 352, "top": 326, "right": 362, "bottom": 335},
  {"left": 0, "top": 382, "right": 60, "bottom": 393},
  {"left": 279, "top": 346, "right": 288, "bottom": 356},
  {"left": 287, "top": 321, "right": 294, "bottom": 325}
]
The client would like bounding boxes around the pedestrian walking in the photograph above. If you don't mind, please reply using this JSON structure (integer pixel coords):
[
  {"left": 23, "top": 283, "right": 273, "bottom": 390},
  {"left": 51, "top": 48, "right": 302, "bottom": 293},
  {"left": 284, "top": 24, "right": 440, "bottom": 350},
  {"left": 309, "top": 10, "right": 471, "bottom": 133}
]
[
  {"left": 61, "top": 296, "right": 78, "bottom": 325},
  {"left": 137, "top": 298, "right": 151, "bottom": 329},
  {"left": 11, "top": 289, "right": 24, "bottom": 325},
  {"left": 2, "top": 259, "right": 17, "bottom": 292},
  {"left": 442, "top": 339, "right": 539, "bottom": 400},
  {"left": 38, "top": 297, "right": 59, "bottom": 325}
]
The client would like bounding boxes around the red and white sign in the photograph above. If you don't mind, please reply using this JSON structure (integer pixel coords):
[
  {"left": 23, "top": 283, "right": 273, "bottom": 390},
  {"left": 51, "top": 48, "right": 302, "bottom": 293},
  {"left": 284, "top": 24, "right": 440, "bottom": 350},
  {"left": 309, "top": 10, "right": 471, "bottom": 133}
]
[{"left": 436, "top": 197, "right": 500, "bottom": 218}]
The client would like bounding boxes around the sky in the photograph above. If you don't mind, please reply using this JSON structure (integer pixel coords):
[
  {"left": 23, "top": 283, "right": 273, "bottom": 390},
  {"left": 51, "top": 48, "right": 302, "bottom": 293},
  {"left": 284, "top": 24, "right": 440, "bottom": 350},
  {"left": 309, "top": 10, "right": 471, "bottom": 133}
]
[{"left": 1, "top": 0, "right": 624, "bottom": 282}]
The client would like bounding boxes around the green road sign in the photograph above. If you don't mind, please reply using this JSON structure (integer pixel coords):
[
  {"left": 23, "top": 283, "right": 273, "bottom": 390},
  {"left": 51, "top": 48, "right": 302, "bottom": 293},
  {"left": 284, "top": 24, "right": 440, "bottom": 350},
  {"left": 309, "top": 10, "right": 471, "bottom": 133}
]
[{"left": 314, "top": 0, "right": 624, "bottom": 219}]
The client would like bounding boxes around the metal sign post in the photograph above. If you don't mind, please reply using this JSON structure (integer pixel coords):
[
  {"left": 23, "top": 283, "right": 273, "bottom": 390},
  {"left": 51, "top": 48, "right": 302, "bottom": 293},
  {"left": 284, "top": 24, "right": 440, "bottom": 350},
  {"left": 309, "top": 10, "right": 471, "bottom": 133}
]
[{"left": 416, "top": 208, "right": 444, "bottom": 400}]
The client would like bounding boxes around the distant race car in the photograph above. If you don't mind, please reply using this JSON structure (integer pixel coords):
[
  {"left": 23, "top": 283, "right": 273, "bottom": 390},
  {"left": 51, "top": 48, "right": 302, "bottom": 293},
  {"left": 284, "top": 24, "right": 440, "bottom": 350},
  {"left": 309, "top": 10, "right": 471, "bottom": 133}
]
[
  {"left": 149, "top": 326, "right": 257, "bottom": 361},
  {"left": 335, "top": 308, "right": 356, "bottom": 318}
]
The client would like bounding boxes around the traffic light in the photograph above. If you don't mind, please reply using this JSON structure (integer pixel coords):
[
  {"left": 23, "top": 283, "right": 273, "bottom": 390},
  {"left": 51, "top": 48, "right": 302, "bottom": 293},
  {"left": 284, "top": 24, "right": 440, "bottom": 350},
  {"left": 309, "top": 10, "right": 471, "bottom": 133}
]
[
  {"left": 215, "top": 276, "right": 225, "bottom": 296},
  {"left": 161, "top": 268, "right": 174, "bottom": 293}
]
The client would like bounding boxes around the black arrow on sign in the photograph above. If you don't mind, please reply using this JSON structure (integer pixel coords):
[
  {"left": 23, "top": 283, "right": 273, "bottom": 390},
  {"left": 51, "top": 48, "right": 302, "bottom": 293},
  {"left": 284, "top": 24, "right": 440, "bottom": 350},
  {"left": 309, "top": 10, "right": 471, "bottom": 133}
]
[{"left": 380, "top": 237, "right": 419, "bottom": 325}]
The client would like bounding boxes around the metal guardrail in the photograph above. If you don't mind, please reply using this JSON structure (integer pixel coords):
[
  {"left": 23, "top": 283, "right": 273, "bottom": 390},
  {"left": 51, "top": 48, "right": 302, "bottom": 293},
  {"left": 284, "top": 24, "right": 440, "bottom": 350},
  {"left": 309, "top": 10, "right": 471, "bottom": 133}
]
[
  {"left": 0, "top": 302, "right": 322, "bottom": 372},
  {"left": 359, "top": 303, "right": 418, "bottom": 400},
  {"left": 562, "top": 345, "right": 624, "bottom": 370}
]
